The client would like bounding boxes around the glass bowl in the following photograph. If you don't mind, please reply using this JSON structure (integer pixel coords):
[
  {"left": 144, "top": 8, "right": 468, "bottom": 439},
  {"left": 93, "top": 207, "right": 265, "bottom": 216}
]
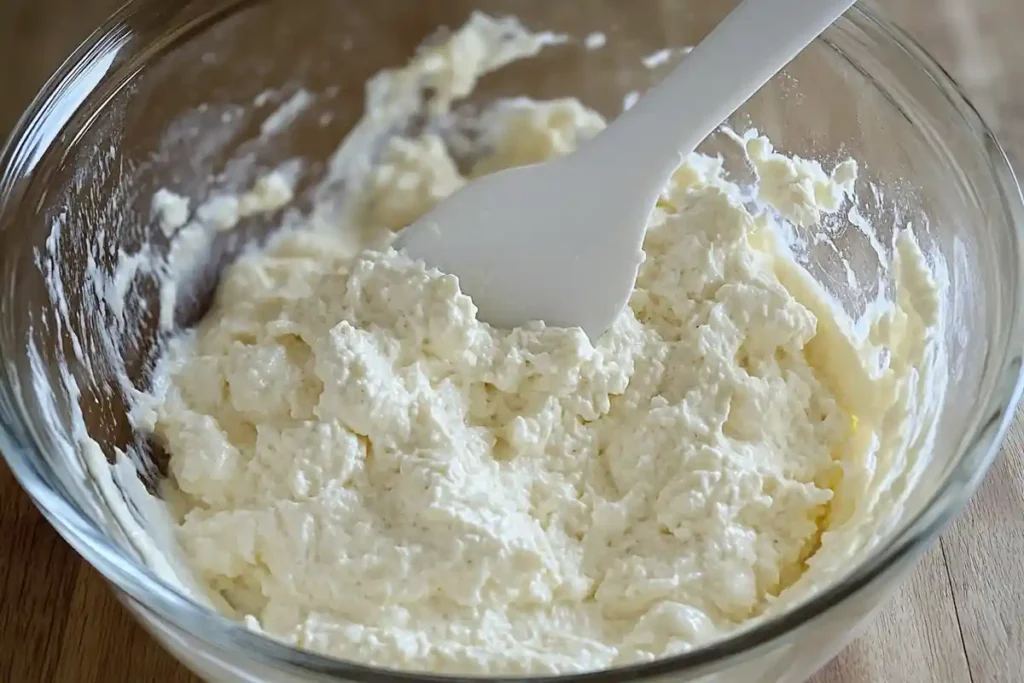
[{"left": 1, "top": 1, "right": 1022, "bottom": 681}]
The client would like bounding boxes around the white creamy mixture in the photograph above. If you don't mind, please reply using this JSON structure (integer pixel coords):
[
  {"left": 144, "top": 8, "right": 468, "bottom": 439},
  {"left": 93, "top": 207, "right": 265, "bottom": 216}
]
[{"left": 119, "top": 13, "right": 946, "bottom": 676}]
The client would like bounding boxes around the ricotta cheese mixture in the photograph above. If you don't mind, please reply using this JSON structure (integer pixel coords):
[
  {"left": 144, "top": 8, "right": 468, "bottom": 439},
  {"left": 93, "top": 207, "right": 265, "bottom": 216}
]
[{"left": 129, "top": 12, "right": 946, "bottom": 676}]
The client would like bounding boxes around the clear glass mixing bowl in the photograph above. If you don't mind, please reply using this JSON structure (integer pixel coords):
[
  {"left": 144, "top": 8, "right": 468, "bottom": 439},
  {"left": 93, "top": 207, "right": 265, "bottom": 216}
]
[{"left": 1, "top": 1, "right": 1023, "bottom": 681}]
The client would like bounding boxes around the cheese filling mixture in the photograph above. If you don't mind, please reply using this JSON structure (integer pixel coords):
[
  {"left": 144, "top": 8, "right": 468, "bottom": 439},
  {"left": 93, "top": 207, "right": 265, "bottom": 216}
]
[{"left": 132, "top": 13, "right": 946, "bottom": 675}]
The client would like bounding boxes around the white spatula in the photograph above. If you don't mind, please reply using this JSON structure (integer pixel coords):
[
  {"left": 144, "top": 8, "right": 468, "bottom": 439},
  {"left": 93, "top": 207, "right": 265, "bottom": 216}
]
[{"left": 395, "top": 0, "right": 857, "bottom": 340}]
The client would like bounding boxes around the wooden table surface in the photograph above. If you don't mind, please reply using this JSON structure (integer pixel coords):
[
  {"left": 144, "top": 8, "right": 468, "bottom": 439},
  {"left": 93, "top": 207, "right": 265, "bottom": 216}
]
[{"left": 1, "top": 1, "right": 1022, "bottom": 681}]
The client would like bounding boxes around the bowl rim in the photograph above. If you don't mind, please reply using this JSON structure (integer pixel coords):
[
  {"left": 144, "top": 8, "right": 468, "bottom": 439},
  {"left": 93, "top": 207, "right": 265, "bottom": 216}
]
[{"left": 2, "top": 1, "right": 1023, "bottom": 680}]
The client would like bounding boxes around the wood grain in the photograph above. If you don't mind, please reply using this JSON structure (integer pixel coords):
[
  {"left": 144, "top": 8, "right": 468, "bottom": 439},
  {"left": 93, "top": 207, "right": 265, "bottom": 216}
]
[
  {"left": 1, "top": 1, "right": 1021, "bottom": 682},
  {"left": 813, "top": 545, "right": 972, "bottom": 683},
  {"left": 940, "top": 405, "right": 1024, "bottom": 683}
]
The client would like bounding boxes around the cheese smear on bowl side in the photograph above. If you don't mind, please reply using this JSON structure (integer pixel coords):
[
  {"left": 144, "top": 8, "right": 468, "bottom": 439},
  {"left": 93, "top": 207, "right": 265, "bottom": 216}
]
[{"left": 123, "top": 12, "right": 946, "bottom": 676}]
